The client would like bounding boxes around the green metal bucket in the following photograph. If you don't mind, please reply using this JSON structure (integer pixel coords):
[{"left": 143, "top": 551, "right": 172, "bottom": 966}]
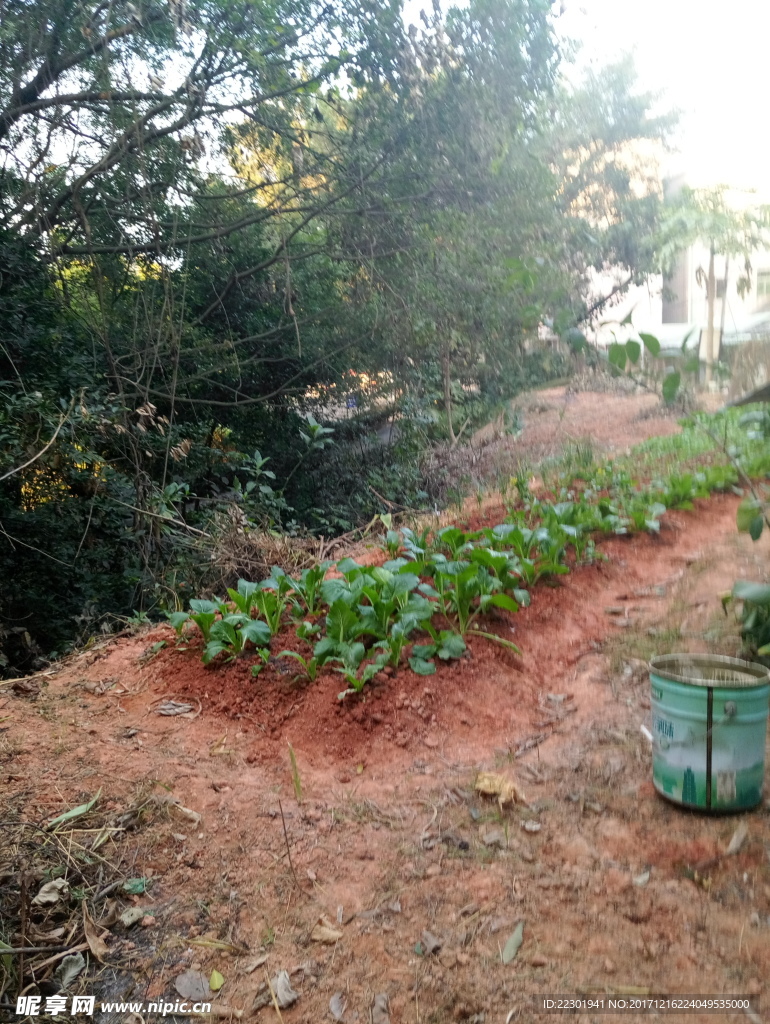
[{"left": 649, "top": 654, "right": 770, "bottom": 812}]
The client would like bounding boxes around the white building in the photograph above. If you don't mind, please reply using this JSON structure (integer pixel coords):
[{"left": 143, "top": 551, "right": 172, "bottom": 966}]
[{"left": 591, "top": 178, "right": 770, "bottom": 361}]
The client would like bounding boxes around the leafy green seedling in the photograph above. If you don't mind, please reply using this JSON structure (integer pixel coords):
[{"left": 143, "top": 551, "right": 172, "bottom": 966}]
[
  {"left": 295, "top": 620, "right": 320, "bottom": 640},
  {"left": 290, "top": 563, "right": 332, "bottom": 617},
  {"left": 167, "top": 599, "right": 221, "bottom": 641},
  {"left": 203, "top": 616, "right": 271, "bottom": 664},
  {"left": 277, "top": 650, "right": 320, "bottom": 681},
  {"left": 250, "top": 647, "right": 271, "bottom": 677}
]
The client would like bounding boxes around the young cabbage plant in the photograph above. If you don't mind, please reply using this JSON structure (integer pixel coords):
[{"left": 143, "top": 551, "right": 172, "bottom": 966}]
[
  {"left": 373, "top": 618, "right": 417, "bottom": 668},
  {"left": 295, "top": 620, "right": 321, "bottom": 640},
  {"left": 203, "top": 616, "right": 272, "bottom": 664},
  {"left": 277, "top": 650, "right": 320, "bottom": 682},
  {"left": 433, "top": 562, "right": 522, "bottom": 650},
  {"left": 356, "top": 567, "right": 424, "bottom": 637},
  {"left": 250, "top": 647, "right": 271, "bottom": 677},
  {"left": 335, "top": 644, "right": 389, "bottom": 699},
  {"left": 290, "top": 563, "right": 332, "bottom": 617},
  {"left": 627, "top": 499, "right": 667, "bottom": 534},
  {"left": 324, "top": 598, "right": 378, "bottom": 646},
  {"left": 468, "top": 547, "right": 530, "bottom": 605},
  {"left": 434, "top": 525, "right": 481, "bottom": 559},
  {"left": 399, "top": 525, "right": 433, "bottom": 561},
  {"left": 166, "top": 599, "right": 221, "bottom": 642},
  {"left": 409, "top": 629, "right": 467, "bottom": 675},
  {"left": 255, "top": 569, "right": 294, "bottom": 634},
  {"left": 226, "top": 578, "right": 259, "bottom": 615},
  {"left": 384, "top": 530, "right": 402, "bottom": 557}
]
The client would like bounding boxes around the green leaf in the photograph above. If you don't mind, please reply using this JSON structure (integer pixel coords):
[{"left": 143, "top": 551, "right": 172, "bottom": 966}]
[
  {"left": 47, "top": 788, "right": 102, "bottom": 828},
  {"left": 202, "top": 641, "right": 228, "bottom": 664},
  {"left": 411, "top": 644, "right": 437, "bottom": 660},
  {"left": 437, "top": 633, "right": 467, "bottom": 659},
  {"left": 625, "top": 339, "right": 641, "bottom": 364},
  {"left": 608, "top": 342, "right": 626, "bottom": 370},
  {"left": 662, "top": 371, "right": 681, "bottom": 404},
  {"left": 680, "top": 326, "right": 697, "bottom": 351},
  {"left": 502, "top": 920, "right": 525, "bottom": 964},
  {"left": 750, "top": 516, "right": 764, "bottom": 541},
  {"left": 166, "top": 611, "right": 190, "bottom": 634},
  {"left": 237, "top": 579, "right": 259, "bottom": 599},
  {"left": 737, "top": 498, "right": 764, "bottom": 533},
  {"left": 639, "top": 332, "right": 661, "bottom": 356},
  {"left": 314, "top": 636, "right": 339, "bottom": 663},
  {"left": 122, "top": 877, "right": 150, "bottom": 895},
  {"left": 409, "top": 656, "right": 436, "bottom": 675},
  {"left": 486, "top": 593, "right": 520, "bottom": 613},
  {"left": 241, "top": 619, "right": 272, "bottom": 646},
  {"left": 336, "top": 557, "right": 361, "bottom": 577},
  {"left": 383, "top": 558, "right": 409, "bottom": 572},
  {"left": 732, "top": 581, "right": 770, "bottom": 606}
]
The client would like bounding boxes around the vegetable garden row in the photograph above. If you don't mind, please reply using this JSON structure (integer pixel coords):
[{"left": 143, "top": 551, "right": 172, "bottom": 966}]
[{"left": 166, "top": 408, "right": 770, "bottom": 696}]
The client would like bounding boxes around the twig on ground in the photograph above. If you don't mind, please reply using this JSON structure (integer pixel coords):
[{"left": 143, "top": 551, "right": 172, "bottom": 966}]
[{"left": 277, "top": 799, "right": 308, "bottom": 899}]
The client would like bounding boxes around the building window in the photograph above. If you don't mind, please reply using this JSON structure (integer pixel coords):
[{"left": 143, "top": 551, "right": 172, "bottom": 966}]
[{"left": 758, "top": 271, "right": 770, "bottom": 299}]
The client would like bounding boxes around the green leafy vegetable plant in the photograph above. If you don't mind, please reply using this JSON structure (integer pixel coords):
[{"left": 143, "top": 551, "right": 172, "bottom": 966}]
[
  {"left": 277, "top": 650, "right": 320, "bottom": 682},
  {"left": 204, "top": 616, "right": 272, "bottom": 664}
]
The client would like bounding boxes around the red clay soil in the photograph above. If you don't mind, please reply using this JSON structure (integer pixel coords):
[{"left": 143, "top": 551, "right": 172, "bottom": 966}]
[
  {"left": 4, "top": 392, "right": 770, "bottom": 1024},
  {"left": 141, "top": 495, "right": 733, "bottom": 777}
]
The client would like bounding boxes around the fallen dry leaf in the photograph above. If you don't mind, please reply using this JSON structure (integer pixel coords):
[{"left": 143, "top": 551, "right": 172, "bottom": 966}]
[
  {"left": 32, "top": 878, "right": 69, "bottom": 907},
  {"left": 237, "top": 954, "right": 268, "bottom": 974},
  {"left": 83, "top": 903, "right": 110, "bottom": 961},
  {"left": 12, "top": 679, "right": 41, "bottom": 697},
  {"left": 502, "top": 920, "right": 525, "bottom": 964},
  {"left": 175, "top": 970, "right": 211, "bottom": 1002},
  {"left": 155, "top": 700, "right": 195, "bottom": 716},
  {"left": 119, "top": 907, "right": 144, "bottom": 928},
  {"left": 310, "top": 916, "right": 343, "bottom": 944},
  {"left": 372, "top": 993, "right": 390, "bottom": 1024},
  {"left": 725, "top": 821, "right": 749, "bottom": 856},
  {"left": 329, "top": 992, "right": 346, "bottom": 1021},
  {"left": 475, "top": 771, "right": 527, "bottom": 809},
  {"left": 270, "top": 970, "right": 299, "bottom": 1008}
]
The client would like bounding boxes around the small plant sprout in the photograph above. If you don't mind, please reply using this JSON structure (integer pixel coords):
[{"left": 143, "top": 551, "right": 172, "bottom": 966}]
[
  {"left": 295, "top": 619, "right": 320, "bottom": 640},
  {"left": 250, "top": 647, "right": 271, "bottom": 677},
  {"left": 277, "top": 650, "right": 320, "bottom": 682}
]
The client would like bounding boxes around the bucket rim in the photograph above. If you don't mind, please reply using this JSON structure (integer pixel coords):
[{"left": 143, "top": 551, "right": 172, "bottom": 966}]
[{"left": 649, "top": 652, "right": 770, "bottom": 688}]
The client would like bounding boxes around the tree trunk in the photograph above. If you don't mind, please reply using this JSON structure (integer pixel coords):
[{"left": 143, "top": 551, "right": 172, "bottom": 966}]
[
  {"left": 442, "top": 348, "right": 456, "bottom": 445},
  {"left": 719, "top": 253, "right": 730, "bottom": 351},
  {"left": 705, "top": 244, "right": 716, "bottom": 385}
]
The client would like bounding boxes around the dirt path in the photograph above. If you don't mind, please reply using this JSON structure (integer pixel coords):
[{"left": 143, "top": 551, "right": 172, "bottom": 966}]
[
  {"left": 469, "top": 387, "right": 686, "bottom": 478},
  {"left": 3, "top": 392, "right": 770, "bottom": 1024}
]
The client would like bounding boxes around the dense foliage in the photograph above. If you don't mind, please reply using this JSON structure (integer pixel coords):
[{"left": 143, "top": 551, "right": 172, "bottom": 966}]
[{"left": 0, "top": 0, "right": 672, "bottom": 668}]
